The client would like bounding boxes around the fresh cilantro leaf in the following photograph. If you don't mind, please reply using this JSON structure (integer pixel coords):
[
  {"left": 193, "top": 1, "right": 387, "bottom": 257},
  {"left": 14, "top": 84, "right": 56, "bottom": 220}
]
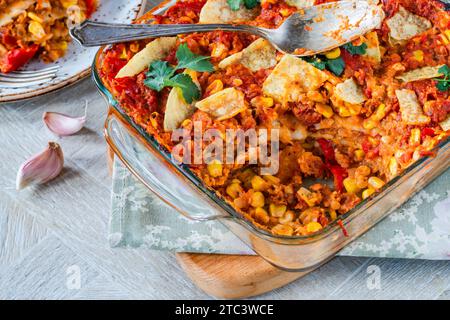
[
  {"left": 227, "top": 0, "right": 241, "bottom": 11},
  {"left": 434, "top": 65, "right": 450, "bottom": 92},
  {"left": 342, "top": 42, "right": 368, "bottom": 55},
  {"left": 144, "top": 61, "right": 175, "bottom": 91},
  {"left": 166, "top": 73, "right": 200, "bottom": 104},
  {"left": 326, "top": 57, "right": 345, "bottom": 76},
  {"left": 304, "top": 56, "right": 326, "bottom": 70},
  {"left": 243, "top": 0, "right": 259, "bottom": 9},
  {"left": 176, "top": 44, "right": 214, "bottom": 73}
]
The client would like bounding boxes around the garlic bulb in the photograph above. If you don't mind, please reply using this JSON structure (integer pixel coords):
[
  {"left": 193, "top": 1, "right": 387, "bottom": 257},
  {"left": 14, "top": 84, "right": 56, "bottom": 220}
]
[
  {"left": 43, "top": 102, "right": 87, "bottom": 136},
  {"left": 16, "top": 142, "right": 64, "bottom": 190}
]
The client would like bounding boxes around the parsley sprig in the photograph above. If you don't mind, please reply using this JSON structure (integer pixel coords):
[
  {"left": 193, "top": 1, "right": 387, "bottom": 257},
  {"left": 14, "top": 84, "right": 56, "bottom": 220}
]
[
  {"left": 227, "top": 0, "right": 260, "bottom": 11},
  {"left": 144, "top": 44, "right": 214, "bottom": 103},
  {"left": 434, "top": 65, "right": 450, "bottom": 92},
  {"left": 342, "top": 42, "right": 367, "bottom": 55},
  {"left": 304, "top": 56, "right": 345, "bottom": 77}
]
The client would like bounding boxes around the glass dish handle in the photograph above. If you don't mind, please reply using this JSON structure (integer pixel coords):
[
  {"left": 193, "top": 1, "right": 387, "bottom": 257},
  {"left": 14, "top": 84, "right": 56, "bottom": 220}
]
[{"left": 104, "top": 112, "right": 230, "bottom": 221}]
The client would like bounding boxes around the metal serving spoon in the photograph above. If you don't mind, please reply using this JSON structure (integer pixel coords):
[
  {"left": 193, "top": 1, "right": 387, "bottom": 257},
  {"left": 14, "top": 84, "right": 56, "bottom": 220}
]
[{"left": 70, "top": 1, "right": 384, "bottom": 57}]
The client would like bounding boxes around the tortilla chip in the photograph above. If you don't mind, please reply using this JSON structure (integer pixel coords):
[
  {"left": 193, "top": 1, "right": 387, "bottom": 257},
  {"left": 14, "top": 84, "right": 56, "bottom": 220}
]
[
  {"left": 440, "top": 116, "right": 450, "bottom": 132},
  {"left": 218, "top": 39, "right": 277, "bottom": 72},
  {"left": 199, "top": 0, "right": 258, "bottom": 23},
  {"left": 0, "top": 0, "right": 36, "bottom": 27},
  {"left": 386, "top": 6, "right": 431, "bottom": 41},
  {"left": 395, "top": 89, "right": 430, "bottom": 125},
  {"left": 334, "top": 78, "right": 366, "bottom": 105},
  {"left": 163, "top": 70, "right": 200, "bottom": 132},
  {"left": 396, "top": 65, "right": 444, "bottom": 83},
  {"left": 363, "top": 31, "right": 381, "bottom": 63},
  {"left": 195, "top": 87, "right": 246, "bottom": 121},
  {"left": 262, "top": 55, "right": 329, "bottom": 103},
  {"left": 116, "top": 37, "right": 177, "bottom": 78},
  {"left": 284, "top": 0, "right": 315, "bottom": 9}
]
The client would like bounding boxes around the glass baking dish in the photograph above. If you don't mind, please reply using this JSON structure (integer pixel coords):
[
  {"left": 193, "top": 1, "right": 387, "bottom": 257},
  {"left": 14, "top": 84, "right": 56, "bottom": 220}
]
[{"left": 93, "top": 0, "right": 450, "bottom": 271}]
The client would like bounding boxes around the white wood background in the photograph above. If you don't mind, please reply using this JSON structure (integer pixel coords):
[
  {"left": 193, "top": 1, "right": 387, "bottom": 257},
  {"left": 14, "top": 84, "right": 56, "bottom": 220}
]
[{"left": 0, "top": 0, "right": 450, "bottom": 300}]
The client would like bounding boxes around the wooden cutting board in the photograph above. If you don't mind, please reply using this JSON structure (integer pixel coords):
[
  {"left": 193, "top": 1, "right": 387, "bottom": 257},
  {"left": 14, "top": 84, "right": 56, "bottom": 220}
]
[{"left": 107, "top": 146, "right": 310, "bottom": 298}]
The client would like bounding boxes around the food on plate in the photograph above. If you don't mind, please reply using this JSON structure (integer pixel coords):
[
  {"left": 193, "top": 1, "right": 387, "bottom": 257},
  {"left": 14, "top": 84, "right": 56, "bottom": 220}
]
[
  {"left": 0, "top": 0, "right": 97, "bottom": 73},
  {"left": 99, "top": 0, "right": 449, "bottom": 236}
]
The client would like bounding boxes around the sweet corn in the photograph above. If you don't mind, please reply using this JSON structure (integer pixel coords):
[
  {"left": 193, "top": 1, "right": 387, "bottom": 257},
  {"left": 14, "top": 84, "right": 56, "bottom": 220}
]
[
  {"left": 205, "top": 79, "right": 223, "bottom": 96},
  {"left": 338, "top": 106, "right": 352, "bottom": 117},
  {"left": 329, "top": 210, "right": 337, "bottom": 221},
  {"left": 279, "top": 8, "right": 291, "bottom": 17},
  {"left": 250, "top": 192, "right": 265, "bottom": 208},
  {"left": 297, "top": 187, "right": 319, "bottom": 207},
  {"left": 440, "top": 34, "right": 450, "bottom": 45},
  {"left": 232, "top": 78, "right": 243, "bottom": 86},
  {"left": 306, "top": 222, "right": 323, "bottom": 233},
  {"left": 409, "top": 128, "right": 421, "bottom": 146},
  {"left": 373, "top": 104, "right": 387, "bottom": 121},
  {"left": 207, "top": 160, "right": 223, "bottom": 177},
  {"left": 56, "top": 41, "right": 68, "bottom": 51},
  {"left": 251, "top": 176, "right": 268, "bottom": 191},
  {"left": 368, "top": 176, "right": 385, "bottom": 190},
  {"left": 389, "top": 157, "right": 398, "bottom": 176},
  {"left": 211, "top": 42, "right": 227, "bottom": 58},
  {"left": 362, "top": 188, "right": 376, "bottom": 199},
  {"left": 251, "top": 96, "right": 274, "bottom": 108},
  {"left": 307, "top": 91, "right": 326, "bottom": 103},
  {"left": 60, "top": 0, "right": 78, "bottom": 8},
  {"left": 181, "top": 119, "right": 192, "bottom": 128},
  {"left": 272, "top": 224, "right": 294, "bottom": 236},
  {"left": 129, "top": 43, "right": 140, "bottom": 53},
  {"left": 325, "top": 47, "right": 341, "bottom": 60},
  {"left": 149, "top": 112, "right": 159, "bottom": 128},
  {"left": 444, "top": 30, "right": 450, "bottom": 43},
  {"left": 279, "top": 210, "right": 295, "bottom": 224},
  {"left": 255, "top": 207, "right": 270, "bottom": 224},
  {"left": 28, "top": 12, "right": 43, "bottom": 23},
  {"left": 28, "top": 21, "right": 46, "bottom": 39},
  {"left": 343, "top": 177, "right": 360, "bottom": 194},
  {"left": 354, "top": 149, "right": 365, "bottom": 161},
  {"left": 120, "top": 47, "right": 128, "bottom": 60},
  {"left": 413, "top": 50, "right": 424, "bottom": 62},
  {"left": 348, "top": 103, "right": 362, "bottom": 116},
  {"left": 269, "top": 203, "right": 287, "bottom": 218},
  {"left": 263, "top": 175, "right": 280, "bottom": 184},
  {"left": 226, "top": 183, "right": 243, "bottom": 199},
  {"left": 363, "top": 118, "right": 377, "bottom": 130},
  {"left": 315, "top": 103, "right": 334, "bottom": 118}
]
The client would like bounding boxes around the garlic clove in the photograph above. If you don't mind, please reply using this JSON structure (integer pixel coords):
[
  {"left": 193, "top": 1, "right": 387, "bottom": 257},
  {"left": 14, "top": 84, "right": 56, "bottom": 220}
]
[
  {"left": 16, "top": 142, "right": 64, "bottom": 190},
  {"left": 43, "top": 102, "right": 87, "bottom": 136}
]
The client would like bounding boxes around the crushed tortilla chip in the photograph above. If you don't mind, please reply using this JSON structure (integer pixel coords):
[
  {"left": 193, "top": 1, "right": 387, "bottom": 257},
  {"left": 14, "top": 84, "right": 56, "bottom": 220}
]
[
  {"left": 386, "top": 6, "right": 431, "bottom": 41},
  {"left": 195, "top": 87, "right": 246, "bottom": 121},
  {"left": 396, "top": 65, "right": 444, "bottom": 83},
  {"left": 334, "top": 78, "right": 366, "bottom": 105},
  {"left": 395, "top": 89, "right": 430, "bottom": 125},
  {"left": 199, "top": 0, "right": 258, "bottom": 23}
]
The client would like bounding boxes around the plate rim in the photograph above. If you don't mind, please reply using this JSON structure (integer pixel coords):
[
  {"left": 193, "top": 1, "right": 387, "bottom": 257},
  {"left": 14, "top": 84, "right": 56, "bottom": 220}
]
[{"left": 0, "top": 0, "right": 148, "bottom": 103}]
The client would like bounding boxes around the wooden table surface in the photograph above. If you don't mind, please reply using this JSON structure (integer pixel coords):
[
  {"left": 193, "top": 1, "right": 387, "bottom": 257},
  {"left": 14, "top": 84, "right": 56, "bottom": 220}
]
[{"left": 1, "top": 0, "right": 450, "bottom": 300}]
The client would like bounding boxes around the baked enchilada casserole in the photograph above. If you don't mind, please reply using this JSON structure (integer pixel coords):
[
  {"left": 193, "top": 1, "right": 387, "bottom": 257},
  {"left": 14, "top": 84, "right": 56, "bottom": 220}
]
[
  {"left": 99, "top": 0, "right": 450, "bottom": 236},
  {"left": 0, "top": 0, "right": 96, "bottom": 73}
]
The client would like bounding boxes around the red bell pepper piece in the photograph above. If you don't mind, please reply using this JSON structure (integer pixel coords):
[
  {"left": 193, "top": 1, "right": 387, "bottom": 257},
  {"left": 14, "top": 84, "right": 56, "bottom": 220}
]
[
  {"left": 0, "top": 45, "right": 39, "bottom": 73},
  {"left": 84, "top": 0, "right": 97, "bottom": 17},
  {"left": 318, "top": 138, "right": 348, "bottom": 193},
  {"left": 421, "top": 127, "right": 435, "bottom": 140},
  {"left": 317, "top": 138, "right": 336, "bottom": 163}
]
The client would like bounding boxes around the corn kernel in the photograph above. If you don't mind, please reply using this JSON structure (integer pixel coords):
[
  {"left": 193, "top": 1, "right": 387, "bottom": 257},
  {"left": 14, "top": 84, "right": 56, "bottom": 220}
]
[
  {"left": 440, "top": 34, "right": 450, "bottom": 45},
  {"left": 250, "top": 192, "right": 265, "bottom": 208},
  {"left": 272, "top": 224, "right": 294, "bottom": 236},
  {"left": 374, "top": 104, "right": 387, "bottom": 121},
  {"left": 329, "top": 210, "right": 337, "bottom": 221},
  {"left": 120, "top": 47, "right": 128, "bottom": 60},
  {"left": 413, "top": 50, "right": 424, "bottom": 62},
  {"left": 27, "top": 12, "right": 43, "bottom": 23},
  {"left": 363, "top": 118, "right": 377, "bottom": 130},
  {"left": 255, "top": 207, "right": 270, "bottom": 224},
  {"left": 205, "top": 79, "right": 223, "bottom": 96},
  {"left": 315, "top": 103, "right": 334, "bottom": 118},
  {"left": 232, "top": 78, "right": 243, "bottom": 86},
  {"left": 181, "top": 119, "right": 192, "bottom": 128},
  {"left": 263, "top": 175, "right": 280, "bottom": 184},
  {"left": 129, "top": 43, "right": 140, "bottom": 53},
  {"left": 409, "top": 128, "right": 421, "bottom": 146},
  {"left": 338, "top": 106, "right": 351, "bottom": 117},
  {"left": 444, "top": 30, "right": 450, "bottom": 42},
  {"left": 226, "top": 183, "right": 243, "bottom": 199},
  {"left": 269, "top": 203, "right": 287, "bottom": 218},
  {"left": 207, "top": 160, "right": 223, "bottom": 177},
  {"left": 307, "top": 91, "right": 326, "bottom": 103},
  {"left": 211, "top": 42, "right": 227, "bottom": 58},
  {"left": 56, "top": 41, "right": 68, "bottom": 51},
  {"left": 279, "top": 8, "right": 291, "bottom": 17},
  {"left": 251, "top": 176, "right": 268, "bottom": 191},
  {"left": 343, "top": 177, "right": 360, "bottom": 194},
  {"left": 306, "top": 222, "right": 323, "bottom": 233},
  {"left": 354, "top": 149, "right": 365, "bottom": 161},
  {"left": 60, "top": 0, "right": 78, "bottom": 8},
  {"left": 297, "top": 187, "right": 319, "bottom": 207},
  {"left": 389, "top": 157, "right": 398, "bottom": 176},
  {"left": 362, "top": 188, "right": 376, "bottom": 199},
  {"left": 325, "top": 47, "right": 341, "bottom": 60},
  {"left": 251, "top": 96, "right": 274, "bottom": 108},
  {"left": 368, "top": 176, "right": 385, "bottom": 190},
  {"left": 28, "top": 21, "right": 46, "bottom": 39}
]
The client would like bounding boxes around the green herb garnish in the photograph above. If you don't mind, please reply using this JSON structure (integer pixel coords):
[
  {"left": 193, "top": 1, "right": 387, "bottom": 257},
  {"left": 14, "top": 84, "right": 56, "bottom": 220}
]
[
  {"left": 227, "top": 0, "right": 260, "bottom": 11},
  {"left": 434, "top": 65, "right": 450, "bottom": 92},
  {"left": 144, "top": 44, "right": 214, "bottom": 103},
  {"left": 342, "top": 42, "right": 368, "bottom": 55},
  {"left": 325, "top": 57, "right": 345, "bottom": 76}
]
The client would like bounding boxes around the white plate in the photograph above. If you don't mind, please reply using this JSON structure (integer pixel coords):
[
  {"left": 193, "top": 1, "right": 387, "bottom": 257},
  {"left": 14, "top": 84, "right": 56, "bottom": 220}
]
[{"left": 0, "top": 0, "right": 147, "bottom": 103}]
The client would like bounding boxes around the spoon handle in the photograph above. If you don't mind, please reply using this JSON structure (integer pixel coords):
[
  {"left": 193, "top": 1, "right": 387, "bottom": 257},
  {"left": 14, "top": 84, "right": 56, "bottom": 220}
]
[{"left": 70, "top": 21, "right": 269, "bottom": 47}]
